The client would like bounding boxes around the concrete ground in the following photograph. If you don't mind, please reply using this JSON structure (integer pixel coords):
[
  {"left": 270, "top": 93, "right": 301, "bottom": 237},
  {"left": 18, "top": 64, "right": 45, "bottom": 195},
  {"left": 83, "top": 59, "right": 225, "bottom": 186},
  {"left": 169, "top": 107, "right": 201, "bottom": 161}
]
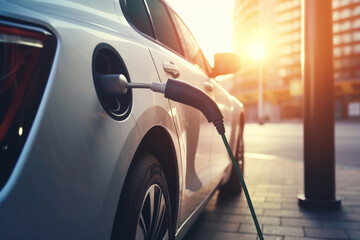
[{"left": 183, "top": 156, "right": 360, "bottom": 240}]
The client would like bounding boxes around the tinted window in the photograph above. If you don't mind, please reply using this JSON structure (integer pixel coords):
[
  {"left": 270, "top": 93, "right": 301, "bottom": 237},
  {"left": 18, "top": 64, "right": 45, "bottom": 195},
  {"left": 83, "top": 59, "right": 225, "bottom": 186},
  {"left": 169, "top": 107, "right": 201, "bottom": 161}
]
[
  {"left": 146, "top": 0, "right": 183, "bottom": 54},
  {"left": 125, "top": 0, "right": 154, "bottom": 38},
  {"left": 170, "top": 11, "right": 209, "bottom": 72}
]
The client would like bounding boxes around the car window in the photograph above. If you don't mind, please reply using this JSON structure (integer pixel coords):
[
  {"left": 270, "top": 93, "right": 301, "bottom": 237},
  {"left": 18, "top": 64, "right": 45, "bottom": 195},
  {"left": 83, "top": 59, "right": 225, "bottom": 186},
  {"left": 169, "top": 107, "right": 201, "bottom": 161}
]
[
  {"left": 170, "top": 10, "right": 210, "bottom": 74},
  {"left": 124, "top": 0, "right": 154, "bottom": 38},
  {"left": 146, "top": 0, "right": 183, "bottom": 55}
]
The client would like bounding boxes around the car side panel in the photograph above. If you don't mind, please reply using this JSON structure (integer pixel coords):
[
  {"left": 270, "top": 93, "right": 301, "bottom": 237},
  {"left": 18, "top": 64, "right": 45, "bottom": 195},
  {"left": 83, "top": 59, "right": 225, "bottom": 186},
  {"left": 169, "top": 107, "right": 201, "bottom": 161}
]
[
  {"left": 148, "top": 45, "right": 215, "bottom": 229},
  {"left": 0, "top": 1, "right": 178, "bottom": 239},
  {"left": 209, "top": 80, "right": 239, "bottom": 184}
]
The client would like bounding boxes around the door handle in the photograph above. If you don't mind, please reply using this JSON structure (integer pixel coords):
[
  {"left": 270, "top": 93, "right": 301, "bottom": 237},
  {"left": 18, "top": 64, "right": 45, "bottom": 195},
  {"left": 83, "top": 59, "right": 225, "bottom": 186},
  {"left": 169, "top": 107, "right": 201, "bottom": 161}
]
[
  {"left": 162, "top": 61, "right": 180, "bottom": 78},
  {"left": 204, "top": 81, "right": 214, "bottom": 92}
]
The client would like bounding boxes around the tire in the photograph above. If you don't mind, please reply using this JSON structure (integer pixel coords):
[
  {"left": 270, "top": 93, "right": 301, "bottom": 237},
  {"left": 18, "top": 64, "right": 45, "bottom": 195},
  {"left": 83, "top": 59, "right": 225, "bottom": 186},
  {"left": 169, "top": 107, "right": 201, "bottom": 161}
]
[
  {"left": 111, "top": 154, "right": 173, "bottom": 240},
  {"left": 219, "top": 123, "right": 245, "bottom": 195}
]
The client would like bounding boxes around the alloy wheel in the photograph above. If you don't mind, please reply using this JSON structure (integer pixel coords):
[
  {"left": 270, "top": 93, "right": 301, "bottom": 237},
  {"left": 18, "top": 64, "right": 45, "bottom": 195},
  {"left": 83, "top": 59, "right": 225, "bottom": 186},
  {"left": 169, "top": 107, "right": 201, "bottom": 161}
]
[{"left": 136, "top": 184, "right": 169, "bottom": 240}]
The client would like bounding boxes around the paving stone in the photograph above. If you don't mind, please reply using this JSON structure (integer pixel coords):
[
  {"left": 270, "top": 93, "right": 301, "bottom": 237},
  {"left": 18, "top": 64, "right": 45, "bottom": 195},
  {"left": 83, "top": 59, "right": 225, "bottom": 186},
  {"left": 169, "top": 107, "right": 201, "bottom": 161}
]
[
  {"left": 196, "top": 221, "right": 239, "bottom": 232},
  {"left": 263, "top": 225, "right": 304, "bottom": 237},
  {"left": 212, "top": 206, "right": 264, "bottom": 215},
  {"left": 322, "top": 220, "right": 360, "bottom": 230},
  {"left": 304, "top": 228, "right": 348, "bottom": 239},
  {"left": 184, "top": 158, "right": 360, "bottom": 239},
  {"left": 239, "top": 223, "right": 259, "bottom": 234},
  {"left": 266, "top": 197, "right": 298, "bottom": 203},
  {"left": 353, "top": 207, "right": 360, "bottom": 213},
  {"left": 281, "top": 218, "right": 322, "bottom": 228},
  {"left": 340, "top": 206, "right": 356, "bottom": 214},
  {"left": 284, "top": 237, "right": 323, "bottom": 240},
  {"left": 215, "top": 199, "right": 262, "bottom": 208},
  {"left": 282, "top": 193, "right": 302, "bottom": 199},
  {"left": 212, "top": 232, "right": 257, "bottom": 240},
  {"left": 248, "top": 196, "right": 267, "bottom": 202},
  {"left": 183, "top": 230, "right": 214, "bottom": 240},
  {"left": 342, "top": 201, "right": 360, "bottom": 207},
  {"left": 264, "top": 209, "right": 302, "bottom": 218},
  {"left": 253, "top": 202, "right": 282, "bottom": 209},
  {"left": 282, "top": 203, "right": 301, "bottom": 210},
  {"left": 264, "top": 236, "right": 283, "bottom": 240},
  {"left": 224, "top": 215, "right": 254, "bottom": 223},
  {"left": 299, "top": 210, "right": 339, "bottom": 220},
  {"left": 225, "top": 215, "right": 281, "bottom": 225},
  {"left": 257, "top": 216, "right": 281, "bottom": 225},
  {"left": 254, "top": 192, "right": 282, "bottom": 197},
  {"left": 347, "top": 230, "right": 360, "bottom": 240},
  {"left": 197, "top": 212, "right": 228, "bottom": 222},
  {"left": 337, "top": 213, "right": 360, "bottom": 221}
]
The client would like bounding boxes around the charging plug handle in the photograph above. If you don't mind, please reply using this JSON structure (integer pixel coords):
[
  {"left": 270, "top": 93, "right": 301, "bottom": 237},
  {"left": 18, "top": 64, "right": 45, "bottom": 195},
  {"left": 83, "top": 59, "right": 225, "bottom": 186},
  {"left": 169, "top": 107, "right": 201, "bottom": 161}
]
[
  {"left": 165, "top": 79, "right": 225, "bottom": 134},
  {"left": 98, "top": 74, "right": 225, "bottom": 134}
]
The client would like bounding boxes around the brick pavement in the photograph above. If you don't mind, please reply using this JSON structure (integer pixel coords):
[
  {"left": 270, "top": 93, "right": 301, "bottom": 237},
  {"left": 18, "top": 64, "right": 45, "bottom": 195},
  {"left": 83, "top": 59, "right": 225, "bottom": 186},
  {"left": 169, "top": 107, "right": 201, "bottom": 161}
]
[{"left": 184, "top": 157, "right": 360, "bottom": 240}]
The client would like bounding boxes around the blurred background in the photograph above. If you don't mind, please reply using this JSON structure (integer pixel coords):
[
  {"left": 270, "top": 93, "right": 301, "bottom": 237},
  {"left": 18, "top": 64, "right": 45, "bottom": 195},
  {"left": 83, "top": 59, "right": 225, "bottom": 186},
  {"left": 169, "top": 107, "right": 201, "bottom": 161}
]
[{"left": 168, "top": 0, "right": 360, "bottom": 122}]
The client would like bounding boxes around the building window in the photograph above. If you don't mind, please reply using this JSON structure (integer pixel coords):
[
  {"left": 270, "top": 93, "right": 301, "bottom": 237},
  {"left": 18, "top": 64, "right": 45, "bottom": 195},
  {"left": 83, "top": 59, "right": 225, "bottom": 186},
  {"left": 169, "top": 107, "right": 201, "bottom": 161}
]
[
  {"left": 342, "top": 33, "right": 352, "bottom": 43},
  {"left": 341, "top": 0, "right": 351, "bottom": 6},
  {"left": 341, "top": 21, "right": 351, "bottom": 31},
  {"left": 354, "top": 6, "right": 360, "bottom": 16},
  {"left": 334, "top": 59, "right": 342, "bottom": 69},
  {"left": 341, "top": 59, "right": 351, "bottom": 67},
  {"left": 333, "top": 35, "right": 341, "bottom": 45},
  {"left": 353, "top": 31, "right": 360, "bottom": 41},
  {"left": 333, "top": 0, "right": 340, "bottom": 9},
  {"left": 354, "top": 43, "right": 360, "bottom": 53},
  {"left": 343, "top": 45, "right": 352, "bottom": 55},
  {"left": 334, "top": 47, "right": 341, "bottom": 57},
  {"left": 341, "top": 9, "right": 351, "bottom": 19},
  {"left": 333, "top": 11, "right": 340, "bottom": 21},
  {"left": 340, "top": 71, "right": 351, "bottom": 79},
  {"left": 353, "top": 18, "right": 360, "bottom": 29}
]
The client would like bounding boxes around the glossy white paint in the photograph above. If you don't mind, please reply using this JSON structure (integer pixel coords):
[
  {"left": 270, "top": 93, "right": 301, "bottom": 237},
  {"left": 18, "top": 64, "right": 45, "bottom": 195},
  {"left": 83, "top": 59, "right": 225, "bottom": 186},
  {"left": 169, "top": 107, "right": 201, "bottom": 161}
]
[{"left": 0, "top": 0, "right": 245, "bottom": 239}]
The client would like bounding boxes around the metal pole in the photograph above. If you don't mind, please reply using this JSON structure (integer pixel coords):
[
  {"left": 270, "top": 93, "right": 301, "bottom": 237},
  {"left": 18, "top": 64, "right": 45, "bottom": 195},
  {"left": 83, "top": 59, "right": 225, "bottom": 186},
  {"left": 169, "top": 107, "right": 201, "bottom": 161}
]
[
  {"left": 258, "top": 0, "right": 263, "bottom": 123},
  {"left": 258, "top": 60, "right": 263, "bottom": 123},
  {"left": 298, "top": 0, "right": 341, "bottom": 209}
]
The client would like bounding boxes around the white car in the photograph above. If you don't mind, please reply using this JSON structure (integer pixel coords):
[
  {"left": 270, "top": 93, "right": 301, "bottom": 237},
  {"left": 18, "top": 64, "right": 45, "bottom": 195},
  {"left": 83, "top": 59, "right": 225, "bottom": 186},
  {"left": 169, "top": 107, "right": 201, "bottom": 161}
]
[{"left": 0, "top": 0, "right": 245, "bottom": 239}]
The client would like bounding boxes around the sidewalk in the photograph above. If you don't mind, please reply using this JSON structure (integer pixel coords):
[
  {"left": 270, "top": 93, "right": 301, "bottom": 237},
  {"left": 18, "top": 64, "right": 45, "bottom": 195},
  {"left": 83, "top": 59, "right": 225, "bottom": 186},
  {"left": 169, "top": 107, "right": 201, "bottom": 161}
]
[{"left": 184, "top": 157, "right": 360, "bottom": 240}]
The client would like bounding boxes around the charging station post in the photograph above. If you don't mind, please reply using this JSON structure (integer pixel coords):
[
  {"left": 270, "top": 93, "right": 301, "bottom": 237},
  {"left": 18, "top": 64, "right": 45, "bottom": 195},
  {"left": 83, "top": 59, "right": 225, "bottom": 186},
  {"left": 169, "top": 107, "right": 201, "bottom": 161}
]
[{"left": 298, "top": 0, "right": 341, "bottom": 209}]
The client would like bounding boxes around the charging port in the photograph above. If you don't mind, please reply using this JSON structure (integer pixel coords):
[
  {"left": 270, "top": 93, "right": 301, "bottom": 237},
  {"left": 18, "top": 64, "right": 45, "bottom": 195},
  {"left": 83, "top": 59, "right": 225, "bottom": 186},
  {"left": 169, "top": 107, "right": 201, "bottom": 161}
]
[{"left": 92, "top": 44, "right": 132, "bottom": 121}]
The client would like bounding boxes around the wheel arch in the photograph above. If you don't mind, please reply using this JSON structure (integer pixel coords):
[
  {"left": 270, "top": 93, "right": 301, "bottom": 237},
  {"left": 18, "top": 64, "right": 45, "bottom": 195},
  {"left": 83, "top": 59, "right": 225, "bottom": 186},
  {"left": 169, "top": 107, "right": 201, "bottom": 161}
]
[
  {"left": 136, "top": 126, "right": 179, "bottom": 229},
  {"left": 120, "top": 126, "right": 180, "bottom": 235}
]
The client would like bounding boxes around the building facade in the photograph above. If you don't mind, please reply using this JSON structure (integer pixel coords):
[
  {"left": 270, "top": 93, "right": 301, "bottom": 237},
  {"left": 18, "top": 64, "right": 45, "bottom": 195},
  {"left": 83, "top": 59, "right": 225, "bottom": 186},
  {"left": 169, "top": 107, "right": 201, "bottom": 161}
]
[{"left": 232, "top": 0, "right": 360, "bottom": 121}]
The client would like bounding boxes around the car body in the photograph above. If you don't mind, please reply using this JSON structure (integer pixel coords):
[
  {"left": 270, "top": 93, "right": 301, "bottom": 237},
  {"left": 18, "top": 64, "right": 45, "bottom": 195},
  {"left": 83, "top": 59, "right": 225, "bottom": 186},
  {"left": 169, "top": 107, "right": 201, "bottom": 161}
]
[{"left": 0, "top": 0, "right": 245, "bottom": 239}]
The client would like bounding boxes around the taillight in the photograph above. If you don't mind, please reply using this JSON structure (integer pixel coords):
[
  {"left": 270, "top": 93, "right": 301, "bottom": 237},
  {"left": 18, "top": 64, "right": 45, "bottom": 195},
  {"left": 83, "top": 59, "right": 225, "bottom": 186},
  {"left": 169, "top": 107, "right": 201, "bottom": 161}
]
[{"left": 0, "top": 19, "right": 56, "bottom": 189}]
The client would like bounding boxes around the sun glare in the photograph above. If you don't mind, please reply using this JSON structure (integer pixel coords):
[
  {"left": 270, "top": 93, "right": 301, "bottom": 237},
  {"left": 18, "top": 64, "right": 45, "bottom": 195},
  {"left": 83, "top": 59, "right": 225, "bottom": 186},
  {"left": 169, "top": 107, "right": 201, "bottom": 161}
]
[
  {"left": 249, "top": 43, "right": 265, "bottom": 61},
  {"left": 166, "top": 0, "right": 234, "bottom": 66}
]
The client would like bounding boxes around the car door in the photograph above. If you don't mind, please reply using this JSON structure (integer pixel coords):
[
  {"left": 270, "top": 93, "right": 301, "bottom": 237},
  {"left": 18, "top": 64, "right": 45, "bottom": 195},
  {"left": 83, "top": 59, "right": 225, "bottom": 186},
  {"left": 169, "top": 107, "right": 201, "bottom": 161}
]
[
  {"left": 168, "top": 10, "right": 236, "bottom": 188},
  {"left": 142, "top": 0, "right": 213, "bottom": 228}
]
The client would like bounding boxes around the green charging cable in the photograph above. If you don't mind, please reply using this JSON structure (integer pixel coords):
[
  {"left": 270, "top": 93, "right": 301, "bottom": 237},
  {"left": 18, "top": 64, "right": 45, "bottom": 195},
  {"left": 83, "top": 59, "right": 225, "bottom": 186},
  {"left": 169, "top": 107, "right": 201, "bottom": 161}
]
[{"left": 221, "top": 133, "right": 264, "bottom": 240}]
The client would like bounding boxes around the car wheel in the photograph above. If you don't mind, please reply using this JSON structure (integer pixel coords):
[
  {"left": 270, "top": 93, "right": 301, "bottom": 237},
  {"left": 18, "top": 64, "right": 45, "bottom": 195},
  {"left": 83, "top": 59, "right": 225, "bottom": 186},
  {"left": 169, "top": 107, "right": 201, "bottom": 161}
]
[
  {"left": 111, "top": 154, "right": 173, "bottom": 240},
  {"left": 220, "top": 126, "right": 244, "bottom": 195}
]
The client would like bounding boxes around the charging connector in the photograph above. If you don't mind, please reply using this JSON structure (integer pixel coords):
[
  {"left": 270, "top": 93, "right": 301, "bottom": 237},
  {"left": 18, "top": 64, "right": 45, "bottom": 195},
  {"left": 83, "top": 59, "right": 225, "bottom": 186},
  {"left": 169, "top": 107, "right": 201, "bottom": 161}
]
[
  {"left": 100, "top": 74, "right": 225, "bottom": 134},
  {"left": 99, "top": 74, "right": 166, "bottom": 95}
]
